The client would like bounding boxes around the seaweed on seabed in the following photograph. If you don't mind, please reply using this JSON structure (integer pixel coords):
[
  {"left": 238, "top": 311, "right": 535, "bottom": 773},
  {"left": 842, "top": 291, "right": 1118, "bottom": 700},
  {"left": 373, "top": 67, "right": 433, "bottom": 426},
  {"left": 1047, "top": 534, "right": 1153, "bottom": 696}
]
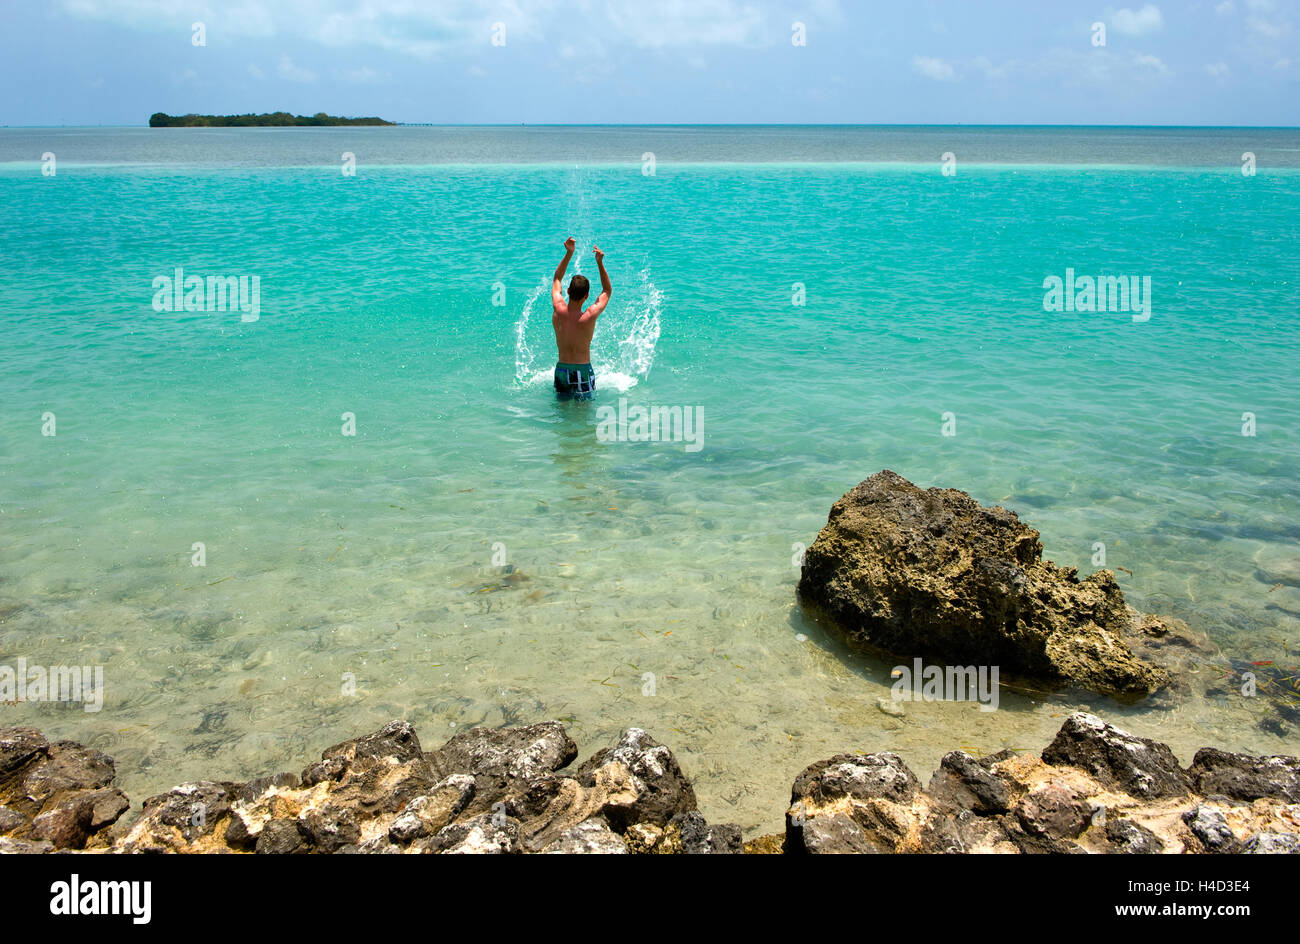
[{"left": 1207, "top": 652, "right": 1300, "bottom": 735}]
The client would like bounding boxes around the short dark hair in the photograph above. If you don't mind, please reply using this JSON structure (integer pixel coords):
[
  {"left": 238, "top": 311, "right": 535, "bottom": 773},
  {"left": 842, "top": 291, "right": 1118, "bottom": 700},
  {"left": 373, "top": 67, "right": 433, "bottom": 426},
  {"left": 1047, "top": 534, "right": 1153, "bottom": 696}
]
[{"left": 569, "top": 274, "right": 590, "bottom": 302}]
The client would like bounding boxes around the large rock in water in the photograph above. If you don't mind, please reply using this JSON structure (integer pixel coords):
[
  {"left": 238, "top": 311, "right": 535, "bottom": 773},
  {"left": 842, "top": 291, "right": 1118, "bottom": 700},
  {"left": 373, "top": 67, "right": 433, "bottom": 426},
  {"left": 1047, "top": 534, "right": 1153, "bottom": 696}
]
[{"left": 797, "top": 470, "right": 1168, "bottom": 697}]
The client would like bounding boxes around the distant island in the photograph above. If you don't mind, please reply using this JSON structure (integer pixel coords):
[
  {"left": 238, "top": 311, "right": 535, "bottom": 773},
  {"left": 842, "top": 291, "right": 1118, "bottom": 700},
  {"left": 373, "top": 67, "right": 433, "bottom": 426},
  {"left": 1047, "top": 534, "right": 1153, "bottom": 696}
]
[{"left": 149, "top": 112, "right": 394, "bottom": 127}]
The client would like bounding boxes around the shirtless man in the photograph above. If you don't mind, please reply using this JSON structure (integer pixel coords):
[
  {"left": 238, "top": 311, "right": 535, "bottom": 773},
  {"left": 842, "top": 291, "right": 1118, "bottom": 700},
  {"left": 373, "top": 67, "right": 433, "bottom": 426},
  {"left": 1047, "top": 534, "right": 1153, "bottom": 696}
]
[{"left": 551, "top": 237, "right": 611, "bottom": 400}]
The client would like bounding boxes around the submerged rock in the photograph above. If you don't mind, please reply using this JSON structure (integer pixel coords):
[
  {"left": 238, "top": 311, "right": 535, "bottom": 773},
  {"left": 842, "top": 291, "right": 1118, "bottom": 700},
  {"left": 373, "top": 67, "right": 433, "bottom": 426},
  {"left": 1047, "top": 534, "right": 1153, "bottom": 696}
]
[{"left": 797, "top": 470, "right": 1169, "bottom": 697}]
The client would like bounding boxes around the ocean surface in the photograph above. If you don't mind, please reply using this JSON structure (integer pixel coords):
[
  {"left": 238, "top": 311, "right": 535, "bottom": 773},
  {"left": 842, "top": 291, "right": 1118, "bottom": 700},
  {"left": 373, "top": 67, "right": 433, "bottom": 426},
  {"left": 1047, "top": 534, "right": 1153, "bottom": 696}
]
[{"left": 1, "top": 126, "right": 1298, "bottom": 834}]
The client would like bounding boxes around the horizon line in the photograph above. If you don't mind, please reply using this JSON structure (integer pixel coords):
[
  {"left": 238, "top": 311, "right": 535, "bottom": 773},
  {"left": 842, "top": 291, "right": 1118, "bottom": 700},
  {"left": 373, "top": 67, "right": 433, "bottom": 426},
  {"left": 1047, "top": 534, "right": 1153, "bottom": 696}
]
[{"left": 3, "top": 122, "right": 1300, "bottom": 130}]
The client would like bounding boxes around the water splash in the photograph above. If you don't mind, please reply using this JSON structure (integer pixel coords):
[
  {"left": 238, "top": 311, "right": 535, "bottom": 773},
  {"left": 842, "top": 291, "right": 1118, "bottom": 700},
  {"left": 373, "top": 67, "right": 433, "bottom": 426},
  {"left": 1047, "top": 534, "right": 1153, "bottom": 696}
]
[{"left": 514, "top": 263, "right": 662, "bottom": 395}]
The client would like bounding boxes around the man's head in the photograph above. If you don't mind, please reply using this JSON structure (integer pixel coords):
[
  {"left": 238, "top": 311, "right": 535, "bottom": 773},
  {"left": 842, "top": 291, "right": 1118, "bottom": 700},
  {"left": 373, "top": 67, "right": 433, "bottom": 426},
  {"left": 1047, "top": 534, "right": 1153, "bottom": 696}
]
[{"left": 568, "top": 274, "right": 590, "bottom": 304}]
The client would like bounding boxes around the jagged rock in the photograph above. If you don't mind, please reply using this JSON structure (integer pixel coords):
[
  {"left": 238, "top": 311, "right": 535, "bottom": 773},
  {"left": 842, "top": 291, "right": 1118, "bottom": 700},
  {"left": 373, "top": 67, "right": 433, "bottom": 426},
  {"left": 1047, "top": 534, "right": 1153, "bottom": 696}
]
[
  {"left": 1241, "top": 832, "right": 1300, "bottom": 854},
  {"left": 0, "top": 836, "right": 53, "bottom": 854},
  {"left": 512, "top": 764, "right": 640, "bottom": 851},
  {"left": 1042, "top": 713, "right": 1190, "bottom": 798},
  {"left": 1183, "top": 804, "right": 1238, "bottom": 853},
  {"left": 1015, "top": 782, "right": 1090, "bottom": 839},
  {"left": 238, "top": 772, "right": 299, "bottom": 802},
  {"left": 302, "top": 721, "right": 437, "bottom": 819},
  {"left": 795, "top": 813, "right": 886, "bottom": 854},
  {"left": 0, "top": 727, "right": 48, "bottom": 775},
  {"left": 0, "top": 805, "right": 29, "bottom": 833},
  {"left": 7, "top": 713, "right": 1300, "bottom": 856},
  {"left": 118, "top": 781, "right": 236, "bottom": 853},
  {"left": 919, "top": 808, "right": 1012, "bottom": 854},
  {"left": 574, "top": 728, "right": 696, "bottom": 830},
  {"left": 928, "top": 751, "right": 1011, "bottom": 814},
  {"left": 85, "top": 788, "right": 132, "bottom": 829},
  {"left": 388, "top": 775, "right": 475, "bottom": 844},
  {"left": 300, "top": 758, "right": 346, "bottom": 787},
  {"left": 0, "top": 730, "right": 130, "bottom": 850},
  {"left": 325, "top": 719, "right": 424, "bottom": 765},
  {"left": 427, "top": 813, "right": 520, "bottom": 854},
  {"left": 539, "top": 818, "right": 628, "bottom": 854},
  {"left": 792, "top": 752, "right": 921, "bottom": 806},
  {"left": 19, "top": 741, "right": 117, "bottom": 807},
  {"left": 256, "top": 818, "right": 307, "bottom": 854},
  {"left": 1105, "top": 817, "right": 1165, "bottom": 854},
  {"left": 423, "top": 721, "right": 578, "bottom": 820},
  {"left": 666, "top": 811, "right": 744, "bottom": 854},
  {"left": 297, "top": 805, "right": 361, "bottom": 852},
  {"left": 429, "top": 721, "right": 576, "bottom": 783},
  {"left": 30, "top": 800, "right": 93, "bottom": 848},
  {"left": 918, "top": 815, "right": 965, "bottom": 854},
  {"left": 29, "top": 788, "right": 129, "bottom": 850},
  {"left": 1186, "top": 748, "right": 1300, "bottom": 802},
  {"left": 797, "top": 470, "right": 1168, "bottom": 697},
  {"left": 788, "top": 752, "right": 921, "bottom": 854}
]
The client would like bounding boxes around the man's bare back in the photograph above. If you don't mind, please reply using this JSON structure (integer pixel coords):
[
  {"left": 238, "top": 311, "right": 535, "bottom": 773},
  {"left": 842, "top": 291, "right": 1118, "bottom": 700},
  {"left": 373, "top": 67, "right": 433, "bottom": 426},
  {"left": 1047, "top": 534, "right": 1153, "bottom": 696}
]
[{"left": 550, "top": 237, "right": 612, "bottom": 399}]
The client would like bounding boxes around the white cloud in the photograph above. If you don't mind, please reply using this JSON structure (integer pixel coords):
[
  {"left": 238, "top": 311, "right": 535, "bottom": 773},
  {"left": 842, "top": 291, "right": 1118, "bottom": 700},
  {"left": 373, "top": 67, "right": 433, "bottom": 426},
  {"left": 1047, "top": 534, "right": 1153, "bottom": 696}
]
[
  {"left": 1110, "top": 4, "right": 1164, "bottom": 36},
  {"left": 340, "top": 66, "right": 385, "bottom": 83},
  {"left": 247, "top": 63, "right": 264, "bottom": 80},
  {"left": 1246, "top": 13, "right": 1289, "bottom": 38},
  {"left": 1134, "top": 53, "right": 1170, "bottom": 73},
  {"left": 1215, "top": 0, "right": 1235, "bottom": 13},
  {"left": 603, "top": 0, "right": 768, "bottom": 48},
  {"left": 1018, "top": 47, "right": 1177, "bottom": 85},
  {"left": 277, "top": 54, "right": 316, "bottom": 82},
  {"left": 972, "top": 56, "right": 1010, "bottom": 80},
  {"left": 912, "top": 56, "right": 956, "bottom": 81},
  {"left": 1204, "top": 61, "right": 1230, "bottom": 76},
  {"left": 57, "top": 1, "right": 555, "bottom": 57}
]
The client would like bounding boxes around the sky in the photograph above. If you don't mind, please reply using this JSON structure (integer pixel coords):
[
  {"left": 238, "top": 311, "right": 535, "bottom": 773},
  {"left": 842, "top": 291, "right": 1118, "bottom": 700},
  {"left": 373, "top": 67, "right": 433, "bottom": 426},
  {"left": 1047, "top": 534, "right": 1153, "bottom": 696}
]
[{"left": 1, "top": 0, "right": 1296, "bottom": 126}]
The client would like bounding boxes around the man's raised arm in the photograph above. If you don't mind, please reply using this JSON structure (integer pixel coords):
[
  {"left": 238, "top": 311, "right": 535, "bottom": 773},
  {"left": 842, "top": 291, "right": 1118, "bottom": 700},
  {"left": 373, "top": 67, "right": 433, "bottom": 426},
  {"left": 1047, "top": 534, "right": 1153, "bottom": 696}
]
[
  {"left": 552, "top": 237, "right": 575, "bottom": 307},
  {"left": 587, "top": 245, "right": 612, "bottom": 317}
]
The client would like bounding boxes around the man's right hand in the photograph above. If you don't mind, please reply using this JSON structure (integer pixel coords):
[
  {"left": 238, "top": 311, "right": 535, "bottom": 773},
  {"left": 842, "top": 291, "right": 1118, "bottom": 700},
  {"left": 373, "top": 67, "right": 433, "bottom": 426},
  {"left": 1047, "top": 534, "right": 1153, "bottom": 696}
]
[
  {"left": 564, "top": 237, "right": 576, "bottom": 252},
  {"left": 593, "top": 245, "right": 604, "bottom": 263}
]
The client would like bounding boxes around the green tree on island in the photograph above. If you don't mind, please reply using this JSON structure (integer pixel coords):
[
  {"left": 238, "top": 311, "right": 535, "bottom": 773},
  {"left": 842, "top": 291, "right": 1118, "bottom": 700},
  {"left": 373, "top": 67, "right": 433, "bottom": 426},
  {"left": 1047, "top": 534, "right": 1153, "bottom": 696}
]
[{"left": 149, "top": 112, "right": 393, "bottom": 127}]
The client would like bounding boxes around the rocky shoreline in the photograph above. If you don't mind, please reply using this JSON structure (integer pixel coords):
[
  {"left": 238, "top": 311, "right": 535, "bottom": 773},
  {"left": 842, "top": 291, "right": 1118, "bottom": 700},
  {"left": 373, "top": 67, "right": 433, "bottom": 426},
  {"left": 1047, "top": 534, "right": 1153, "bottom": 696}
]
[
  {"left": 2, "top": 712, "right": 1297, "bottom": 853},
  {"left": 3, "top": 470, "right": 1294, "bottom": 854}
]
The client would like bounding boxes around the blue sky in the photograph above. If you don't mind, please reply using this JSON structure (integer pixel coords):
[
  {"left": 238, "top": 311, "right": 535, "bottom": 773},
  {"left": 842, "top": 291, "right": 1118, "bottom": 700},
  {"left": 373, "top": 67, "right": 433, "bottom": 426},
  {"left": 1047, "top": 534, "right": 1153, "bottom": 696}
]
[{"left": 2, "top": 0, "right": 1296, "bottom": 126}]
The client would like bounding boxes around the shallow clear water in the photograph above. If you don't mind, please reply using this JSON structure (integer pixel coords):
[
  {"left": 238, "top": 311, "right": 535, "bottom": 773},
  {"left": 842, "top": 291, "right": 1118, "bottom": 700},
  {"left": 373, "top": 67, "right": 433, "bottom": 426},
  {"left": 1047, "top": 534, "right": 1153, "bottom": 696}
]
[{"left": 1, "top": 127, "right": 1298, "bottom": 834}]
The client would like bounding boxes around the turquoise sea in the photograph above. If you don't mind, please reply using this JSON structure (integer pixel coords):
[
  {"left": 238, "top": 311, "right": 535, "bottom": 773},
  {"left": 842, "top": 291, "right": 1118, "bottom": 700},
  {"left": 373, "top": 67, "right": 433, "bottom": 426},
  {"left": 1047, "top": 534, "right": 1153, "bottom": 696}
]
[{"left": 1, "top": 126, "right": 1298, "bottom": 833}]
